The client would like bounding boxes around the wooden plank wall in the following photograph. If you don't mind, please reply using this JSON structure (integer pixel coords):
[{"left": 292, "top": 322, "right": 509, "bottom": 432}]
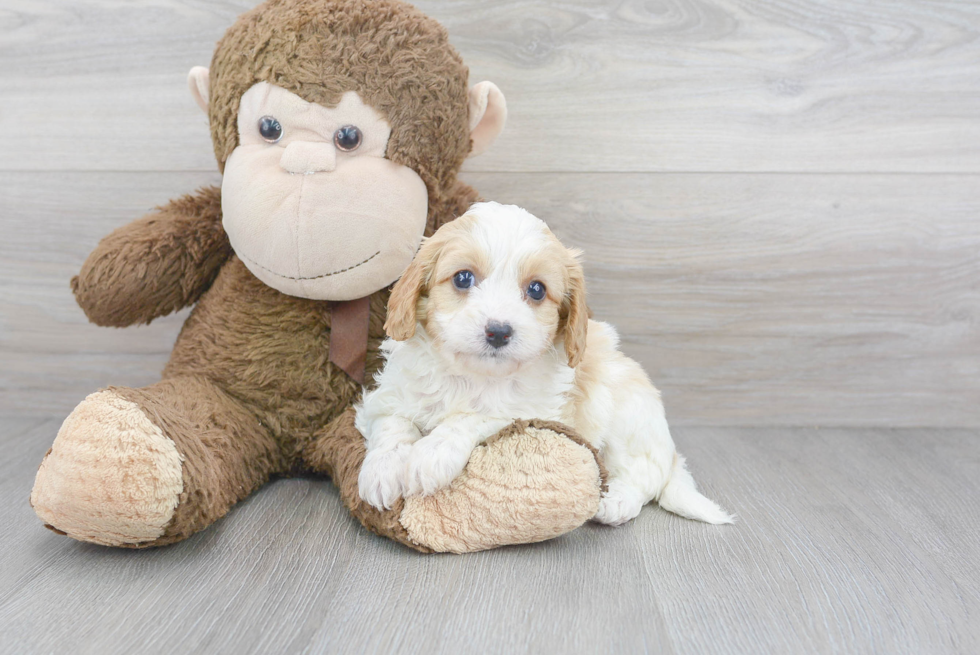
[{"left": 1, "top": 0, "right": 978, "bottom": 426}]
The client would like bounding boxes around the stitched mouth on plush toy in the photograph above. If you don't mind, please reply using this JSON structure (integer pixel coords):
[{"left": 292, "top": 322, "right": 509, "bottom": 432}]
[{"left": 239, "top": 250, "right": 381, "bottom": 281}]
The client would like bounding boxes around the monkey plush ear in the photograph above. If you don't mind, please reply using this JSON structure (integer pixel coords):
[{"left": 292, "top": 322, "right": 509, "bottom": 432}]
[
  {"left": 187, "top": 66, "right": 210, "bottom": 114},
  {"left": 467, "top": 81, "right": 507, "bottom": 157}
]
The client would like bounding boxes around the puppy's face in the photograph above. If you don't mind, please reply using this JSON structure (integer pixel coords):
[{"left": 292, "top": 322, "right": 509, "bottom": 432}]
[{"left": 386, "top": 202, "right": 588, "bottom": 376}]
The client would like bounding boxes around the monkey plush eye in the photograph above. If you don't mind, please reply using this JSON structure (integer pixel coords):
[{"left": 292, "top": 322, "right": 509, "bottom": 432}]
[
  {"left": 258, "top": 116, "right": 283, "bottom": 143},
  {"left": 452, "top": 270, "right": 475, "bottom": 290},
  {"left": 334, "top": 125, "right": 362, "bottom": 152},
  {"left": 527, "top": 281, "right": 546, "bottom": 301}
]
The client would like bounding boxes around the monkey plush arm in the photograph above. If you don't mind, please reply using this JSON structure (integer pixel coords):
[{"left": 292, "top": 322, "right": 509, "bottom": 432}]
[{"left": 72, "top": 186, "right": 232, "bottom": 327}]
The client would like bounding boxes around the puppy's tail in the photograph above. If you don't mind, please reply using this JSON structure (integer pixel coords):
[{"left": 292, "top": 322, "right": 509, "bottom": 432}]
[{"left": 658, "top": 453, "right": 735, "bottom": 524}]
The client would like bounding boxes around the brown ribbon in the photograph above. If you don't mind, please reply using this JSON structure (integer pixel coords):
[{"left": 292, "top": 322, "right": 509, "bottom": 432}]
[{"left": 328, "top": 296, "right": 371, "bottom": 385}]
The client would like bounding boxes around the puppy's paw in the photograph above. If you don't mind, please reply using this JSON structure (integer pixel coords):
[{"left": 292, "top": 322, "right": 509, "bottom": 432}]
[
  {"left": 358, "top": 444, "right": 411, "bottom": 510},
  {"left": 404, "top": 435, "right": 474, "bottom": 497},
  {"left": 593, "top": 482, "right": 645, "bottom": 526}
]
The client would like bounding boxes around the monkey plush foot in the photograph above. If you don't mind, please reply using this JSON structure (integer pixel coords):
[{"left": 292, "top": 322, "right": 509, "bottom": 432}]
[
  {"left": 399, "top": 421, "right": 606, "bottom": 553},
  {"left": 33, "top": 377, "right": 286, "bottom": 548},
  {"left": 307, "top": 410, "right": 606, "bottom": 554},
  {"left": 30, "top": 390, "right": 184, "bottom": 547}
]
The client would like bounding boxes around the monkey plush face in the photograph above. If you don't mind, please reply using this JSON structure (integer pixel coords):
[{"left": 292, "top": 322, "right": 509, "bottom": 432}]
[
  {"left": 186, "top": 0, "right": 507, "bottom": 301},
  {"left": 220, "top": 82, "right": 428, "bottom": 300}
]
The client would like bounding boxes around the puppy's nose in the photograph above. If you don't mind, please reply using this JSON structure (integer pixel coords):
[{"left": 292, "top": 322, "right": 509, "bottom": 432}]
[{"left": 485, "top": 321, "right": 513, "bottom": 349}]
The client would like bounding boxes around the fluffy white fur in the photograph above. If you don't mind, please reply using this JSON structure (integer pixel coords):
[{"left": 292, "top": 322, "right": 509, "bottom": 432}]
[{"left": 355, "top": 202, "right": 732, "bottom": 526}]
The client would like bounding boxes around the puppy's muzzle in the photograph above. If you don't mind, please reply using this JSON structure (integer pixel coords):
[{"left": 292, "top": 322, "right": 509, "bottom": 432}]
[{"left": 485, "top": 321, "right": 513, "bottom": 349}]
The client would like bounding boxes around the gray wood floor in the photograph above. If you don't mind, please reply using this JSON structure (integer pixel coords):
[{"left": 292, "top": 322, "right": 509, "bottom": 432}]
[{"left": 2, "top": 418, "right": 978, "bottom": 654}]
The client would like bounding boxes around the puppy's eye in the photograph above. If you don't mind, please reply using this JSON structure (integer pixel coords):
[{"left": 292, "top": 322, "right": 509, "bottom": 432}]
[
  {"left": 452, "top": 270, "right": 475, "bottom": 290},
  {"left": 527, "top": 281, "right": 546, "bottom": 301},
  {"left": 258, "top": 116, "right": 283, "bottom": 143},
  {"left": 334, "top": 125, "right": 362, "bottom": 152}
]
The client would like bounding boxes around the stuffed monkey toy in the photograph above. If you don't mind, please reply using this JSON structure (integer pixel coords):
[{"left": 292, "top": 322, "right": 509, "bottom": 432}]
[{"left": 30, "top": 0, "right": 605, "bottom": 553}]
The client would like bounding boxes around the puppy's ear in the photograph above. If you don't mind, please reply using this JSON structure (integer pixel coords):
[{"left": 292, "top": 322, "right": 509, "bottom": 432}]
[
  {"left": 385, "top": 227, "right": 454, "bottom": 340},
  {"left": 560, "top": 249, "right": 589, "bottom": 367},
  {"left": 385, "top": 252, "right": 429, "bottom": 341}
]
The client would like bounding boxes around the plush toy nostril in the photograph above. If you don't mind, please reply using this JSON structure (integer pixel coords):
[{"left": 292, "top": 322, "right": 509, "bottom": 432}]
[{"left": 485, "top": 321, "right": 513, "bottom": 349}]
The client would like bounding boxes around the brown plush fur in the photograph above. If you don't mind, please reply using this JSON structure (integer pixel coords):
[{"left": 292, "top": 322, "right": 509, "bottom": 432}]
[
  {"left": 303, "top": 407, "right": 431, "bottom": 552},
  {"left": 33, "top": 0, "right": 603, "bottom": 551},
  {"left": 71, "top": 186, "right": 230, "bottom": 327}
]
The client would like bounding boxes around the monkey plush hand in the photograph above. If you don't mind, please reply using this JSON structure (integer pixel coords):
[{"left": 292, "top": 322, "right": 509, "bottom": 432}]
[{"left": 29, "top": 0, "right": 604, "bottom": 553}]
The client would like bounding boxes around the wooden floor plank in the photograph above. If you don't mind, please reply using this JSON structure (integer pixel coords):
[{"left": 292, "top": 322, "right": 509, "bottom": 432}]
[
  {"left": 3, "top": 170, "right": 977, "bottom": 427},
  {"left": 2, "top": 419, "right": 978, "bottom": 654},
  {"left": 2, "top": 0, "right": 978, "bottom": 173},
  {"left": 636, "top": 427, "right": 980, "bottom": 654}
]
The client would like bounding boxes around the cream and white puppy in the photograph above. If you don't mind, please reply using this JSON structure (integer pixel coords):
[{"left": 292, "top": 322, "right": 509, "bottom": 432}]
[{"left": 355, "top": 202, "right": 732, "bottom": 526}]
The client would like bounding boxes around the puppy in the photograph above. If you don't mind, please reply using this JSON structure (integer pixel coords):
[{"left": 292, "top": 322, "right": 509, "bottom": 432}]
[{"left": 355, "top": 202, "right": 732, "bottom": 526}]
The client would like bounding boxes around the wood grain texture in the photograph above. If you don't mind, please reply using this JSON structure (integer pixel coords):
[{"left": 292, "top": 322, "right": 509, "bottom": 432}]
[
  {"left": 1, "top": 0, "right": 978, "bottom": 173},
  {"left": 2, "top": 418, "right": 978, "bottom": 654},
  {"left": 477, "top": 171, "right": 980, "bottom": 428},
  {"left": 3, "top": 171, "right": 977, "bottom": 426}
]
